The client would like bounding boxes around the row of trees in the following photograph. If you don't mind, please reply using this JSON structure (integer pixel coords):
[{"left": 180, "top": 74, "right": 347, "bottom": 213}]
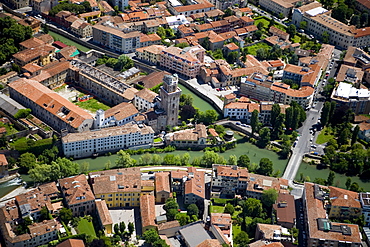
[
  {"left": 49, "top": 2, "right": 92, "bottom": 16},
  {"left": 179, "top": 94, "right": 219, "bottom": 124}
]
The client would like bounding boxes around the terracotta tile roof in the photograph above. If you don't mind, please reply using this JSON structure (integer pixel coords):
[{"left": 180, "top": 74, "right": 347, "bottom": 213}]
[
  {"left": 58, "top": 46, "right": 79, "bottom": 60},
  {"left": 171, "top": 169, "right": 188, "bottom": 179},
  {"left": 128, "top": 11, "right": 149, "bottom": 21},
  {"left": 162, "top": 46, "right": 203, "bottom": 63},
  {"left": 100, "top": 1, "right": 114, "bottom": 13},
  {"left": 9, "top": 78, "right": 93, "bottom": 128},
  {"left": 57, "top": 239, "right": 85, "bottom": 247},
  {"left": 249, "top": 241, "right": 284, "bottom": 247},
  {"left": 273, "top": 192, "right": 296, "bottom": 225},
  {"left": 359, "top": 121, "right": 370, "bottom": 131},
  {"left": 184, "top": 170, "right": 205, "bottom": 198},
  {"left": 257, "top": 223, "right": 282, "bottom": 239},
  {"left": 354, "top": 27, "right": 370, "bottom": 38},
  {"left": 13, "top": 44, "right": 55, "bottom": 63},
  {"left": 172, "top": 124, "right": 207, "bottom": 141},
  {"left": 196, "top": 239, "right": 222, "bottom": 247},
  {"left": 357, "top": 0, "right": 370, "bottom": 9},
  {"left": 89, "top": 168, "right": 141, "bottom": 195},
  {"left": 219, "top": 31, "right": 237, "bottom": 40},
  {"left": 328, "top": 186, "right": 361, "bottom": 208},
  {"left": 79, "top": 11, "right": 101, "bottom": 19},
  {"left": 136, "top": 45, "right": 166, "bottom": 55},
  {"left": 135, "top": 88, "right": 158, "bottom": 102},
  {"left": 122, "top": 87, "right": 139, "bottom": 101},
  {"left": 174, "top": 1, "right": 214, "bottom": 12},
  {"left": 224, "top": 93, "right": 236, "bottom": 100},
  {"left": 224, "top": 42, "right": 239, "bottom": 51},
  {"left": 336, "top": 65, "right": 364, "bottom": 83},
  {"left": 269, "top": 26, "right": 289, "bottom": 38},
  {"left": 59, "top": 174, "right": 95, "bottom": 206},
  {"left": 240, "top": 16, "right": 254, "bottom": 23},
  {"left": 211, "top": 213, "right": 231, "bottom": 226},
  {"left": 36, "top": 34, "right": 54, "bottom": 44},
  {"left": 271, "top": 83, "right": 314, "bottom": 98},
  {"left": 104, "top": 102, "right": 138, "bottom": 121},
  {"left": 29, "top": 219, "right": 59, "bottom": 235},
  {"left": 197, "top": 23, "right": 213, "bottom": 31},
  {"left": 138, "top": 71, "right": 170, "bottom": 88},
  {"left": 20, "top": 37, "right": 45, "bottom": 49},
  {"left": 22, "top": 63, "right": 42, "bottom": 73},
  {"left": 0, "top": 154, "right": 8, "bottom": 166},
  {"left": 208, "top": 128, "right": 218, "bottom": 137},
  {"left": 96, "top": 200, "right": 113, "bottom": 226},
  {"left": 304, "top": 183, "right": 362, "bottom": 244},
  {"left": 155, "top": 172, "right": 171, "bottom": 193},
  {"left": 140, "top": 194, "right": 157, "bottom": 228},
  {"left": 158, "top": 220, "right": 180, "bottom": 230},
  {"left": 247, "top": 173, "right": 289, "bottom": 194}
]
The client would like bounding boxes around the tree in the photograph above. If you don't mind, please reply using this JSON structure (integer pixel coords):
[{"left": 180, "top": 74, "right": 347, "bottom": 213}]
[
  {"left": 322, "top": 31, "right": 330, "bottom": 43},
  {"left": 257, "top": 158, "right": 273, "bottom": 176},
  {"left": 234, "top": 231, "right": 250, "bottom": 247},
  {"left": 39, "top": 206, "right": 51, "bottom": 221},
  {"left": 174, "top": 42, "right": 189, "bottom": 48},
  {"left": 166, "top": 208, "right": 179, "bottom": 221},
  {"left": 179, "top": 104, "right": 196, "bottom": 121},
  {"left": 116, "top": 150, "right": 136, "bottom": 168},
  {"left": 204, "top": 110, "right": 218, "bottom": 124},
  {"left": 152, "top": 154, "right": 162, "bottom": 165},
  {"left": 114, "top": 223, "right": 120, "bottom": 235},
  {"left": 128, "top": 222, "right": 135, "bottom": 235},
  {"left": 361, "top": 12, "right": 368, "bottom": 27},
  {"left": 350, "top": 15, "right": 361, "bottom": 28},
  {"left": 29, "top": 164, "right": 51, "bottom": 183},
  {"left": 250, "top": 110, "right": 260, "bottom": 136},
  {"left": 187, "top": 204, "right": 199, "bottom": 217},
  {"left": 320, "top": 101, "right": 331, "bottom": 127},
  {"left": 256, "top": 48, "right": 267, "bottom": 60},
  {"left": 18, "top": 152, "right": 37, "bottom": 171},
  {"left": 59, "top": 208, "right": 73, "bottom": 224},
  {"left": 176, "top": 213, "right": 190, "bottom": 226},
  {"left": 224, "top": 8, "right": 233, "bottom": 17},
  {"left": 257, "top": 127, "right": 270, "bottom": 148},
  {"left": 215, "top": 125, "right": 225, "bottom": 134},
  {"left": 142, "top": 229, "right": 159, "bottom": 244},
  {"left": 242, "top": 198, "right": 263, "bottom": 217},
  {"left": 300, "top": 21, "right": 307, "bottom": 30},
  {"left": 257, "top": 22, "right": 264, "bottom": 30},
  {"left": 180, "top": 94, "right": 193, "bottom": 107},
  {"left": 237, "top": 155, "right": 250, "bottom": 168},
  {"left": 253, "top": 30, "right": 263, "bottom": 40},
  {"left": 345, "top": 177, "right": 352, "bottom": 189},
  {"left": 116, "top": 54, "right": 134, "bottom": 71},
  {"left": 337, "top": 127, "right": 350, "bottom": 146},
  {"left": 228, "top": 155, "right": 237, "bottom": 166},
  {"left": 156, "top": 26, "right": 166, "bottom": 39},
  {"left": 350, "top": 182, "right": 360, "bottom": 192},
  {"left": 80, "top": 161, "right": 89, "bottom": 174},
  {"left": 351, "top": 125, "right": 360, "bottom": 145},
  {"left": 261, "top": 188, "right": 278, "bottom": 208},
  {"left": 181, "top": 153, "right": 191, "bottom": 166},
  {"left": 270, "top": 104, "right": 281, "bottom": 128},
  {"left": 287, "top": 24, "right": 297, "bottom": 37},
  {"left": 14, "top": 108, "right": 31, "bottom": 119},
  {"left": 201, "top": 151, "right": 221, "bottom": 167},
  {"left": 224, "top": 203, "right": 235, "bottom": 215}
]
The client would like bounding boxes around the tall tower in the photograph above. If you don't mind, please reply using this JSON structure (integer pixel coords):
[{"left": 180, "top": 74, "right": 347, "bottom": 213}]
[{"left": 160, "top": 74, "right": 182, "bottom": 127}]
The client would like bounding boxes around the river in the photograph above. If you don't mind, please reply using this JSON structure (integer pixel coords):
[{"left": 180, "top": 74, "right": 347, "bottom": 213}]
[{"left": 0, "top": 177, "right": 23, "bottom": 199}]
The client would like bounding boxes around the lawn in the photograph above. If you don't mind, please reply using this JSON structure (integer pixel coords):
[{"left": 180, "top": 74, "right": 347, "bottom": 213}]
[
  {"left": 75, "top": 98, "right": 110, "bottom": 113},
  {"left": 291, "top": 35, "right": 301, "bottom": 43},
  {"left": 247, "top": 42, "right": 271, "bottom": 55},
  {"left": 210, "top": 205, "right": 225, "bottom": 213},
  {"left": 254, "top": 16, "right": 270, "bottom": 29},
  {"left": 0, "top": 122, "right": 18, "bottom": 136},
  {"left": 49, "top": 31, "right": 90, "bottom": 52},
  {"left": 316, "top": 127, "right": 334, "bottom": 144},
  {"left": 77, "top": 218, "right": 96, "bottom": 237},
  {"left": 154, "top": 137, "right": 162, "bottom": 143}
]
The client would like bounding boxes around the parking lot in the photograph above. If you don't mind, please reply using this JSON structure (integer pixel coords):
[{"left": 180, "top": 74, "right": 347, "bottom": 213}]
[{"left": 109, "top": 208, "right": 140, "bottom": 237}]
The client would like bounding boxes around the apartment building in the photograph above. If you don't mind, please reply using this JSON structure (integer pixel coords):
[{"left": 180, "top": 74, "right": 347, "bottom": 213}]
[
  {"left": 13, "top": 44, "right": 55, "bottom": 67},
  {"left": 59, "top": 174, "right": 96, "bottom": 217},
  {"left": 184, "top": 167, "right": 206, "bottom": 205},
  {"left": 155, "top": 172, "right": 171, "bottom": 203},
  {"left": 9, "top": 78, "right": 94, "bottom": 133},
  {"left": 211, "top": 165, "right": 249, "bottom": 198},
  {"left": 62, "top": 123, "right": 154, "bottom": 158},
  {"left": 134, "top": 88, "right": 158, "bottom": 111},
  {"left": 135, "top": 45, "right": 166, "bottom": 65},
  {"left": 259, "top": 0, "right": 300, "bottom": 17},
  {"left": 169, "top": 0, "right": 215, "bottom": 17},
  {"left": 140, "top": 194, "right": 157, "bottom": 232},
  {"left": 270, "top": 83, "right": 314, "bottom": 108},
  {"left": 160, "top": 45, "right": 205, "bottom": 79},
  {"left": 0, "top": 154, "right": 8, "bottom": 178},
  {"left": 170, "top": 169, "right": 189, "bottom": 195},
  {"left": 110, "top": 0, "right": 129, "bottom": 11},
  {"left": 239, "top": 73, "right": 273, "bottom": 101},
  {"left": 246, "top": 174, "right": 289, "bottom": 200},
  {"left": 292, "top": 3, "right": 370, "bottom": 49},
  {"left": 94, "top": 102, "right": 139, "bottom": 129},
  {"left": 210, "top": 0, "right": 241, "bottom": 10},
  {"left": 303, "top": 183, "right": 362, "bottom": 247},
  {"left": 273, "top": 193, "right": 296, "bottom": 228},
  {"left": 95, "top": 199, "right": 113, "bottom": 235},
  {"left": 327, "top": 186, "right": 362, "bottom": 220},
  {"left": 71, "top": 20, "right": 93, "bottom": 38},
  {"left": 31, "top": 60, "right": 71, "bottom": 89},
  {"left": 360, "top": 192, "right": 370, "bottom": 226},
  {"left": 331, "top": 82, "right": 370, "bottom": 114},
  {"left": 30, "top": 0, "right": 58, "bottom": 13},
  {"left": 223, "top": 101, "right": 260, "bottom": 121},
  {"left": 15, "top": 182, "right": 59, "bottom": 221},
  {"left": 89, "top": 168, "right": 142, "bottom": 208}
]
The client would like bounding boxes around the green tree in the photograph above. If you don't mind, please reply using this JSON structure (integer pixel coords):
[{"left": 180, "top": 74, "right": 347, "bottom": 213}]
[
  {"left": 114, "top": 223, "right": 120, "bottom": 235},
  {"left": 270, "top": 104, "right": 281, "bottom": 127},
  {"left": 345, "top": 177, "right": 352, "bottom": 189},
  {"left": 128, "top": 222, "right": 135, "bottom": 235},
  {"left": 361, "top": 12, "right": 368, "bottom": 26},
  {"left": 120, "top": 221, "right": 126, "bottom": 233},
  {"left": 322, "top": 31, "right": 330, "bottom": 43},
  {"left": 350, "top": 182, "right": 360, "bottom": 192},
  {"left": 224, "top": 203, "right": 235, "bottom": 215},
  {"left": 152, "top": 154, "right": 162, "bottom": 165},
  {"left": 228, "top": 155, "right": 237, "bottom": 166},
  {"left": 203, "top": 110, "right": 218, "bottom": 124},
  {"left": 257, "top": 22, "right": 265, "bottom": 30},
  {"left": 242, "top": 198, "right": 263, "bottom": 217},
  {"left": 181, "top": 152, "right": 191, "bottom": 166},
  {"left": 14, "top": 108, "right": 31, "bottom": 119},
  {"left": 253, "top": 30, "right": 263, "bottom": 40},
  {"left": 257, "top": 127, "right": 271, "bottom": 148},
  {"left": 224, "top": 8, "right": 233, "bottom": 17},
  {"left": 180, "top": 104, "right": 196, "bottom": 121},
  {"left": 261, "top": 189, "right": 278, "bottom": 208},
  {"left": 351, "top": 125, "right": 360, "bottom": 145},
  {"left": 18, "top": 152, "right": 37, "bottom": 171},
  {"left": 29, "top": 164, "right": 51, "bottom": 183},
  {"left": 287, "top": 24, "right": 297, "bottom": 37},
  {"left": 250, "top": 109, "right": 260, "bottom": 136},
  {"left": 257, "top": 158, "right": 273, "bottom": 176},
  {"left": 234, "top": 231, "right": 250, "bottom": 246},
  {"left": 80, "top": 161, "right": 89, "bottom": 174},
  {"left": 256, "top": 48, "right": 267, "bottom": 60},
  {"left": 142, "top": 229, "right": 159, "bottom": 244},
  {"left": 320, "top": 101, "right": 331, "bottom": 127},
  {"left": 201, "top": 151, "right": 221, "bottom": 167},
  {"left": 174, "top": 42, "right": 189, "bottom": 48},
  {"left": 115, "top": 54, "right": 134, "bottom": 71},
  {"left": 350, "top": 15, "right": 361, "bottom": 28},
  {"left": 300, "top": 21, "right": 307, "bottom": 30},
  {"left": 156, "top": 26, "right": 166, "bottom": 39},
  {"left": 226, "top": 51, "right": 239, "bottom": 64},
  {"left": 187, "top": 204, "right": 199, "bottom": 217},
  {"left": 180, "top": 94, "right": 193, "bottom": 107},
  {"left": 59, "top": 208, "right": 73, "bottom": 224},
  {"left": 237, "top": 155, "right": 250, "bottom": 168},
  {"left": 39, "top": 206, "right": 51, "bottom": 221},
  {"left": 116, "top": 150, "right": 136, "bottom": 168},
  {"left": 176, "top": 213, "right": 190, "bottom": 226}
]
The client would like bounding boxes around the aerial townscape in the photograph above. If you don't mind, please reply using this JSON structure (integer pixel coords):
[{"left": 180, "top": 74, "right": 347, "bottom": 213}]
[{"left": 1, "top": 0, "right": 370, "bottom": 245}]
